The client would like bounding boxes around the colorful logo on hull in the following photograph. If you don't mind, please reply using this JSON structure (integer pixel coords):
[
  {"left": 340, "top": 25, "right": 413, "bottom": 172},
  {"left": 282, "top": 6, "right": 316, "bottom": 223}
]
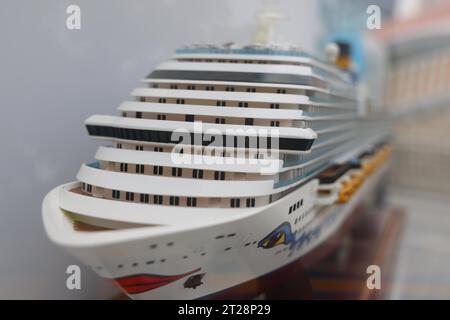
[
  {"left": 258, "top": 216, "right": 335, "bottom": 253},
  {"left": 258, "top": 222, "right": 294, "bottom": 249},
  {"left": 114, "top": 268, "right": 201, "bottom": 294}
]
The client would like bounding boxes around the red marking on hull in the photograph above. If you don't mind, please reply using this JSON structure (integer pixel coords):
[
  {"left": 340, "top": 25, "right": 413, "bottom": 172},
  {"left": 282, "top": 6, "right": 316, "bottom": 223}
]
[{"left": 114, "top": 268, "right": 201, "bottom": 294}]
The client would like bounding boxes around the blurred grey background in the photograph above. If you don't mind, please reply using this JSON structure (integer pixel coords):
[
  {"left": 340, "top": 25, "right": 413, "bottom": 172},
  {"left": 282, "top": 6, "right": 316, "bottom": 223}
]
[{"left": 0, "top": 0, "right": 321, "bottom": 299}]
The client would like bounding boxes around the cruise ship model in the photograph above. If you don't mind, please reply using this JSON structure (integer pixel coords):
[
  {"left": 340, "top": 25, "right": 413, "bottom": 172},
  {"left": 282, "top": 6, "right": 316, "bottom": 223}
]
[{"left": 42, "top": 30, "right": 392, "bottom": 299}]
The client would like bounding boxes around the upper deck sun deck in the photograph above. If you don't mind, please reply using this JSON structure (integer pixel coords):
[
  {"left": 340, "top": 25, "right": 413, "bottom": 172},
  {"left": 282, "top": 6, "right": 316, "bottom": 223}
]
[{"left": 175, "top": 46, "right": 313, "bottom": 59}]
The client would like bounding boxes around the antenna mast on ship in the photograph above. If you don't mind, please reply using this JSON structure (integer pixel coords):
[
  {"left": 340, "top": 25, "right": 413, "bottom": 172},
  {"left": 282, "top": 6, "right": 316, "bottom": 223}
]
[{"left": 252, "top": 0, "right": 284, "bottom": 46}]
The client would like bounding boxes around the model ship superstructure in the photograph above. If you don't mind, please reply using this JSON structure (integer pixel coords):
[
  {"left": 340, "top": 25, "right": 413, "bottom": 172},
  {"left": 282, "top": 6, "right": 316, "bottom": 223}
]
[
  {"left": 42, "top": 43, "right": 391, "bottom": 299},
  {"left": 81, "top": 46, "right": 357, "bottom": 212}
]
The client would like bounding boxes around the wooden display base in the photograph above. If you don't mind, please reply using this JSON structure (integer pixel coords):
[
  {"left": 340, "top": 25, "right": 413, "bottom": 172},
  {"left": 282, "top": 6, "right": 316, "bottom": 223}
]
[{"left": 307, "top": 207, "right": 404, "bottom": 299}]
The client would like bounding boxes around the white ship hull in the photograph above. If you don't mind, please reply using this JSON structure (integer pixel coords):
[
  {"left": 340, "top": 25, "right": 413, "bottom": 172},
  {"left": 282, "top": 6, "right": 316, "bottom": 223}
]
[{"left": 42, "top": 161, "right": 389, "bottom": 300}]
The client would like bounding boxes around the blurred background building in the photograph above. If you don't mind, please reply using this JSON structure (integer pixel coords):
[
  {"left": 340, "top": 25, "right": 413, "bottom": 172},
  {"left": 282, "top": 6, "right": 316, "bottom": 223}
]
[
  {"left": 371, "top": 3, "right": 450, "bottom": 196},
  {"left": 319, "top": 0, "right": 450, "bottom": 195},
  {"left": 319, "top": 0, "right": 450, "bottom": 298}
]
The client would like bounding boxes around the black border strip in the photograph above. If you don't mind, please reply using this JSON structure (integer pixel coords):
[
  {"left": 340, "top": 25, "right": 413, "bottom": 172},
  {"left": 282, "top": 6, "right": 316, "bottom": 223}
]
[
  {"left": 147, "top": 70, "right": 327, "bottom": 88},
  {"left": 86, "top": 125, "right": 315, "bottom": 151}
]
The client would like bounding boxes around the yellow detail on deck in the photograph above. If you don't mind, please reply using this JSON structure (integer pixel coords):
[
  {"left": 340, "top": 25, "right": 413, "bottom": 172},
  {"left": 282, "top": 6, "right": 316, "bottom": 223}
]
[{"left": 338, "top": 145, "right": 393, "bottom": 204}]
